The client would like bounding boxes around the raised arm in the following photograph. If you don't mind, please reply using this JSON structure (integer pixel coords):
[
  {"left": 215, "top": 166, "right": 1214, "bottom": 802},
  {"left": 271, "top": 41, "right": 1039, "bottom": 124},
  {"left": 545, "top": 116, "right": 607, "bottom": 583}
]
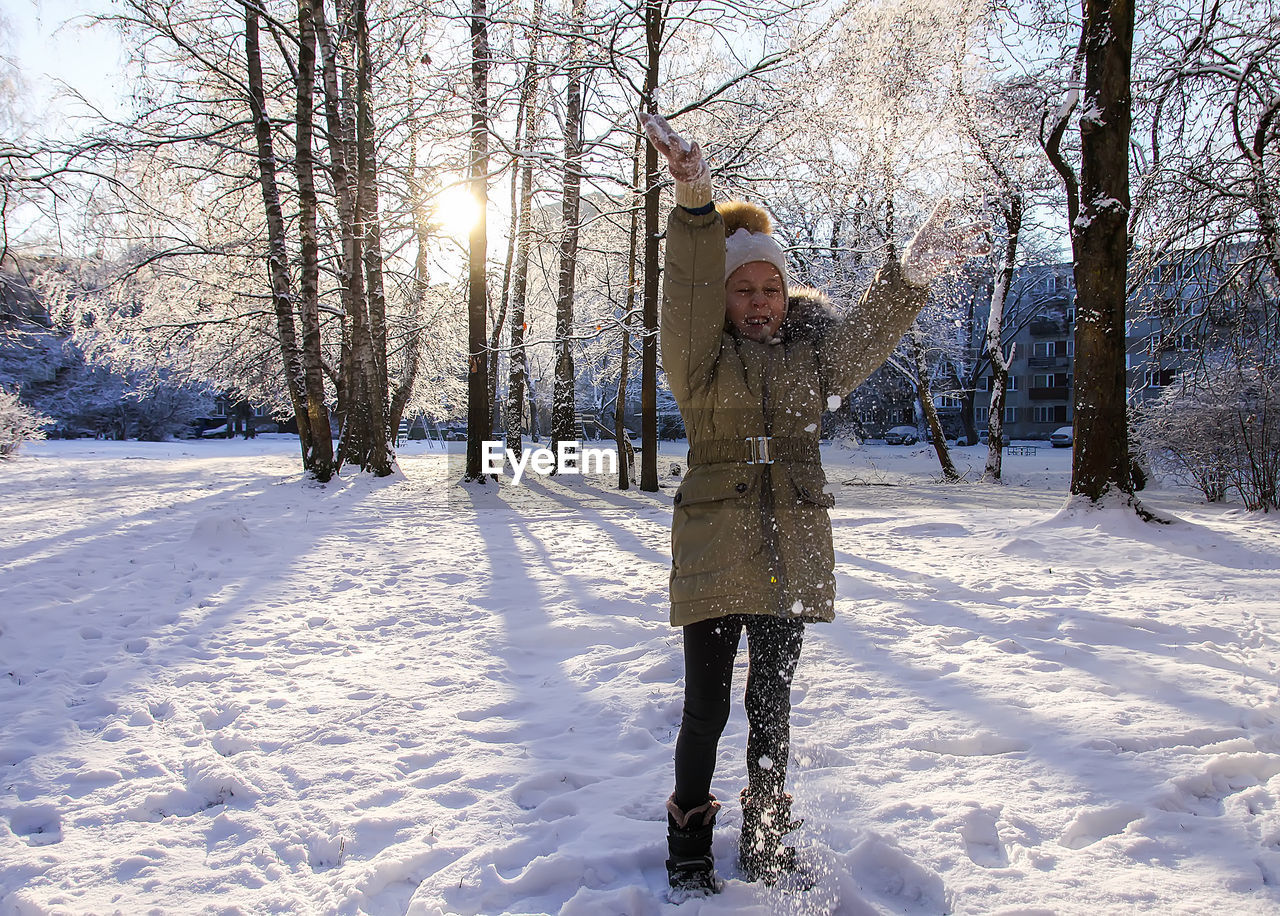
[
  {"left": 819, "top": 259, "right": 928, "bottom": 398},
  {"left": 821, "top": 199, "right": 991, "bottom": 397},
  {"left": 642, "top": 113, "right": 724, "bottom": 404}
]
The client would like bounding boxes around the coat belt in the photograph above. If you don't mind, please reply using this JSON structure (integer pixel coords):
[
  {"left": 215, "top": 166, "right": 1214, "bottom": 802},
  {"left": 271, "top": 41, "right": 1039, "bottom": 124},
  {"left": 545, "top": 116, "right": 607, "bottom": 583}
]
[{"left": 687, "top": 436, "right": 821, "bottom": 466}]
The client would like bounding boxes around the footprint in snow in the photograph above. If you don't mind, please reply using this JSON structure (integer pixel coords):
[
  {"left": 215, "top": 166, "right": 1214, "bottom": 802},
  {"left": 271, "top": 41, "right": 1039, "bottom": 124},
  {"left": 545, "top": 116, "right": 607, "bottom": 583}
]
[
  {"left": 846, "top": 833, "right": 953, "bottom": 912},
  {"left": 511, "top": 771, "right": 600, "bottom": 811},
  {"left": 959, "top": 807, "right": 1009, "bottom": 867},
  {"left": 1156, "top": 753, "right": 1280, "bottom": 818},
  {"left": 10, "top": 804, "right": 63, "bottom": 846},
  {"left": 1059, "top": 803, "right": 1144, "bottom": 849}
]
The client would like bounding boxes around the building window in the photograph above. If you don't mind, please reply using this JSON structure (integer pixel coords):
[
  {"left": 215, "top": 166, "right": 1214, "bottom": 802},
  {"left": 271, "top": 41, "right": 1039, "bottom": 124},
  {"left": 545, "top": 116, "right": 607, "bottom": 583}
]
[
  {"left": 975, "top": 407, "right": 989, "bottom": 424},
  {"left": 1004, "top": 406, "right": 1017, "bottom": 423},
  {"left": 1006, "top": 375, "right": 1019, "bottom": 391},
  {"left": 1034, "top": 405, "right": 1069, "bottom": 423},
  {"left": 936, "top": 395, "right": 961, "bottom": 409},
  {"left": 1032, "top": 340, "right": 1069, "bottom": 358},
  {"left": 1144, "top": 367, "right": 1177, "bottom": 389},
  {"left": 1033, "top": 374, "right": 1056, "bottom": 388},
  {"left": 977, "top": 376, "right": 990, "bottom": 392}
]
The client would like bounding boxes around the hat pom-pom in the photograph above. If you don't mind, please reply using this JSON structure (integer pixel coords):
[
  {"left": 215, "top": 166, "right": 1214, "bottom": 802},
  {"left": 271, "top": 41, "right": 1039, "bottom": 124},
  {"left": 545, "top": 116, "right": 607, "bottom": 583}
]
[{"left": 720, "top": 200, "right": 773, "bottom": 237}]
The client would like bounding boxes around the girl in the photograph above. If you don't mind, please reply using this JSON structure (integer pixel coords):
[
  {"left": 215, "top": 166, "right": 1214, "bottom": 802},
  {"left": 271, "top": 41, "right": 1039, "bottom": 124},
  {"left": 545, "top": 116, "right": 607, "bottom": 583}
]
[{"left": 641, "top": 112, "right": 989, "bottom": 896}]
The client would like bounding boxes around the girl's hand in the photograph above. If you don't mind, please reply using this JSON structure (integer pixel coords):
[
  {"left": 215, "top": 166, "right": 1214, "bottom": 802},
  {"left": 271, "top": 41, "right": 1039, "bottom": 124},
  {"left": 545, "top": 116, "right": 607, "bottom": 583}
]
[
  {"left": 640, "top": 112, "right": 709, "bottom": 184},
  {"left": 901, "top": 199, "right": 992, "bottom": 286}
]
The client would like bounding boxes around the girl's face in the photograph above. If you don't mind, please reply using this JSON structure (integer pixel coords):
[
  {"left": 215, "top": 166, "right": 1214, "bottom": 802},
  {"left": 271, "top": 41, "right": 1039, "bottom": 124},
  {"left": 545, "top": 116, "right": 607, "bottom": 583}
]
[{"left": 725, "top": 262, "right": 786, "bottom": 343}]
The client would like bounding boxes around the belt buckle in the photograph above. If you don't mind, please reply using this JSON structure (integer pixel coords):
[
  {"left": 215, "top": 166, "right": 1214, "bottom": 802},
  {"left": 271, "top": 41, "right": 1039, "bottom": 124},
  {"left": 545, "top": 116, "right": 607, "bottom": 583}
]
[{"left": 747, "top": 436, "right": 773, "bottom": 465}]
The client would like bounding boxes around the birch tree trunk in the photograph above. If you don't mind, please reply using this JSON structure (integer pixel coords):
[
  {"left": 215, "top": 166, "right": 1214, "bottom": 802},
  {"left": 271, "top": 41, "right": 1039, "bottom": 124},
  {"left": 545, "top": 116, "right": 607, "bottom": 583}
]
[
  {"left": 350, "top": 0, "right": 392, "bottom": 475},
  {"left": 615, "top": 137, "right": 643, "bottom": 490},
  {"left": 315, "top": 0, "right": 357, "bottom": 465},
  {"left": 910, "top": 330, "right": 960, "bottom": 482},
  {"left": 504, "top": 126, "right": 536, "bottom": 460},
  {"left": 639, "top": 0, "right": 662, "bottom": 492},
  {"left": 293, "top": 0, "right": 337, "bottom": 481},
  {"left": 245, "top": 5, "right": 333, "bottom": 481},
  {"left": 983, "top": 194, "right": 1022, "bottom": 482},
  {"left": 551, "top": 0, "right": 586, "bottom": 467},
  {"left": 504, "top": 10, "right": 543, "bottom": 461}
]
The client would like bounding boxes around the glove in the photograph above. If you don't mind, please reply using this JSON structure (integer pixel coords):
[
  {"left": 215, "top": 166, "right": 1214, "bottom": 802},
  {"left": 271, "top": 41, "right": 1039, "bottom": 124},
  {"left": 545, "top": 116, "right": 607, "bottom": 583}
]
[
  {"left": 639, "top": 112, "right": 712, "bottom": 209},
  {"left": 901, "top": 199, "right": 992, "bottom": 286}
]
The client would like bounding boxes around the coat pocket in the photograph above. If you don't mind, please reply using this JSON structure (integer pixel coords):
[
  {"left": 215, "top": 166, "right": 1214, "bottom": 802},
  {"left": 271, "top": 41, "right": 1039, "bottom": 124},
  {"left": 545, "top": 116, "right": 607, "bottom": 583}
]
[
  {"left": 671, "top": 465, "right": 763, "bottom": 582},
  {"left": 785, "top": 464, "right": 835, "bottom": 509},
  {"left": 775, "top": 464, "right": 836, "bottom": 602}
]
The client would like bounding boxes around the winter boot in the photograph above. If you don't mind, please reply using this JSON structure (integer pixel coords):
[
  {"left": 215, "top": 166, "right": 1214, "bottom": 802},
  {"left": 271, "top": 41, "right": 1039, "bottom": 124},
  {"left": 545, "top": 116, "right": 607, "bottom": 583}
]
[
  {"left": 666, "top": 794, "right": 724, "bottom": 897},
  {"left": 737, "top": 789, "right": 813, "bottom": 889}
]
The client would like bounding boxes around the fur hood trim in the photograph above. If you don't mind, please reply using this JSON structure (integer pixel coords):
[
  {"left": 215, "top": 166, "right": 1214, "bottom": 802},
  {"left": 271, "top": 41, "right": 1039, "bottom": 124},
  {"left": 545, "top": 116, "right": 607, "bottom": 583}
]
[{"left": 779, "top": 287, "right": 837, "bottom": 344}]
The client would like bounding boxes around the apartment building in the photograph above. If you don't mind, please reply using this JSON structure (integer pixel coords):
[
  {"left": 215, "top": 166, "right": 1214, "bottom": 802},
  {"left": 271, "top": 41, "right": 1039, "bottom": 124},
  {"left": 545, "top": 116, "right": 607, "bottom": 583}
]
[{"left": 964, "top": 255, "right": 1223, "bottom": 441}]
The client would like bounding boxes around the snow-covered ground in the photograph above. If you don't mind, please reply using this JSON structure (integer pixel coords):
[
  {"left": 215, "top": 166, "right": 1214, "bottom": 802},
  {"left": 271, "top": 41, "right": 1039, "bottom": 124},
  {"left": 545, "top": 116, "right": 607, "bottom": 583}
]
[{"left": 2, "top": 435, "right": 1279, "bottom": 915}]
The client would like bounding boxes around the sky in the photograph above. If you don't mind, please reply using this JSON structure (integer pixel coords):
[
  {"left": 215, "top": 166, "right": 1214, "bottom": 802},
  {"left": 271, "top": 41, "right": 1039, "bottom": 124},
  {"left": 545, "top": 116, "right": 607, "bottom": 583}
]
[{"left": 3, "top": 0, "right": 126, "bottom": 123}]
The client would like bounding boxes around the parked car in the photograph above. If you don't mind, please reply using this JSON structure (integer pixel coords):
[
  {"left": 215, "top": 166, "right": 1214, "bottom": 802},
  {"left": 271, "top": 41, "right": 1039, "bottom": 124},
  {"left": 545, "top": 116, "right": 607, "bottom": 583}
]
[
  {"left": 884, "top": 425, "right": 919, "bottom": 445},
  {"left": 187, "top": 417, "right": 233, "bottom": 439},
  {"left": 1050, "top": 426, "right": 1074, "bottom": 448},
  {"left": 978, "top": 429, "right": 1012, "bottom": 446}
]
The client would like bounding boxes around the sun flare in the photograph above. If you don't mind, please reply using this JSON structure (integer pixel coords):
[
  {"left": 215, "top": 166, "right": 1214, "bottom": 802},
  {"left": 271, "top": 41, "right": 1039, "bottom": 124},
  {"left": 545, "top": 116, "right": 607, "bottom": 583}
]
[{"left": 434, "top": 185, "right": 482, "bottom": 238}]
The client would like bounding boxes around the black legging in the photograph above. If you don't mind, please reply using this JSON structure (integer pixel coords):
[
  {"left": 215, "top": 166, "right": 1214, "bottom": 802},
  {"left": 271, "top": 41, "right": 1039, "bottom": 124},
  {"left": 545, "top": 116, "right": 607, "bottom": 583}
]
[{"left": 672, "top": 614, "right": 804, "bottom": 811}]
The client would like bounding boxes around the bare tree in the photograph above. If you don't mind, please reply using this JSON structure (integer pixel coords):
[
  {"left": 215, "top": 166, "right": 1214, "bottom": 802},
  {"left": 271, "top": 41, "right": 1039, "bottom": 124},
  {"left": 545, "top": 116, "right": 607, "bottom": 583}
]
[
  {"left": 503, "top": 36, "right": 543, "bottom": 460},
  {"left": 954, "top": 76, "right": 1054, "bottom": 481},
  {"left": 462, "top": 0, "right": 493, "bottom": 482},
  {"left": 286, "top": 0, "right": 338, "bottom": 479},
  {"left": 246, "top": 4, "right": 331, "bottom": 479},
  {"left": 1056, "top": 0, "right": 1143, "bottom": 507},
  {"left": 550, "top": 0, "right": 587, "bottom": 465}
]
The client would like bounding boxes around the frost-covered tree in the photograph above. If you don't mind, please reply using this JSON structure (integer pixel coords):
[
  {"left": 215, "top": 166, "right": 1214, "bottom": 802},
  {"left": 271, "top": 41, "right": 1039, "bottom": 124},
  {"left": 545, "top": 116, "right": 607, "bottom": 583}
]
[
  {"left": 761, "top": 0, "right": 987, "bottom": 480},
  {"left": 1133, "top": 0, "right": 1280, "bottom": 295},
  {"left": 27, "top": 0, "right": 480, "bottom": 480},
  {"left": 948, "top": 61, "right": 1067, "bottom": 479},
  {"left": 0, "top": 388, "right": 44, "bottom": 457},
  {"left": 1039, "top": 0, "right": 1145, "bottom": 510},
  {"left": 1134, "top": 347, "right": 1279, "bottom": 510}
]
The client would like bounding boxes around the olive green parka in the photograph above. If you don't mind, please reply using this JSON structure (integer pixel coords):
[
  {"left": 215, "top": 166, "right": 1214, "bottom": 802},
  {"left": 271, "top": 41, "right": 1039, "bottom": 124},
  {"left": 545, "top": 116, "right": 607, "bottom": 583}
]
[{"left": 661, "top": 204, "right": 929, "bottom": 627}]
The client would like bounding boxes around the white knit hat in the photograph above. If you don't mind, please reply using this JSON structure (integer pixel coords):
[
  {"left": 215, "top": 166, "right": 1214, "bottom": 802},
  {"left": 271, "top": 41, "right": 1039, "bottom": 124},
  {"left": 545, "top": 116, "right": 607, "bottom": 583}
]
[
  {"left": 725, "top": 228, "right": 789, "bottom": 298},
  {"left": 721, "top": 201, "right": 788, "bottom": 302}
]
